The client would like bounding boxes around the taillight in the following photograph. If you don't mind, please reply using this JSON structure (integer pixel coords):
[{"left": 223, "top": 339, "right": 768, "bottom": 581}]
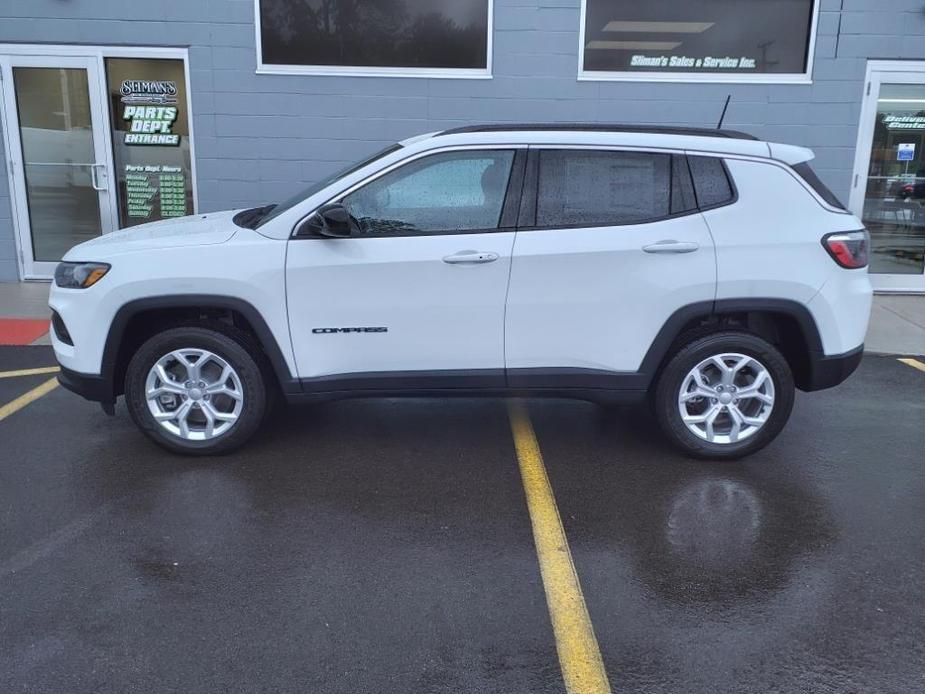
[{"left": 822, "top": 230, "right": 869, "bottom": 269}]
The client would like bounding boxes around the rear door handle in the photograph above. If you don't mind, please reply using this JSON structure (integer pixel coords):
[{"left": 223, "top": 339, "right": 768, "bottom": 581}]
[
  {"left": 642, "top": 240, "right": 699, "bottom": 254},
  {"left": 442, "top": 250, "right": 500, "bottom": 264}
]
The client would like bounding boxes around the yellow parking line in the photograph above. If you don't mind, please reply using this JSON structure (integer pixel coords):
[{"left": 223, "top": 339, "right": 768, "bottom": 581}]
[
  {"left": 507, "top": 400, "right": 612, "bottom": 694},
  {"left": 898, "top": 358, "right": 925, "bottom": 374},
  {"left": 0, "top": 377, "right": 59, "bottom": 423},
  {"left": 0, "top": 366, "right": 60, "bottom": 379}
]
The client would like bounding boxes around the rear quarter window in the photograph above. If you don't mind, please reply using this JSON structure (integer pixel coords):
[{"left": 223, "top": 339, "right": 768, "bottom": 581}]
[{"left": 687, "top": 156, "right": 735, "bottom": 209}]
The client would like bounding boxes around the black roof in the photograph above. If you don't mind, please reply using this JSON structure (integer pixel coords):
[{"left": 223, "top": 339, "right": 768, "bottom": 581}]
[{"left": 439, "top": 123, "right": 758, "bottom": 141}]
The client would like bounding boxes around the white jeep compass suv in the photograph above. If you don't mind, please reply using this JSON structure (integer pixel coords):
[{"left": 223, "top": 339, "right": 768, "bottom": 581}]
[{"left": 49, "top": 124, "right": 872, "bottom": 459}]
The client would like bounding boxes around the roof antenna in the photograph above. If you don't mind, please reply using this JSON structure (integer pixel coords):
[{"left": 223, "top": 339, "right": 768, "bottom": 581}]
[{"left": 716, "top": 94, "right": 731, "bottom": 130}]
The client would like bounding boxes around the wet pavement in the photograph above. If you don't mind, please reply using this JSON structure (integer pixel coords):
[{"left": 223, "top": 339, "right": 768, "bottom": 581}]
[{"left": 1, "top": 346, "right": 924, "bottom": 693}]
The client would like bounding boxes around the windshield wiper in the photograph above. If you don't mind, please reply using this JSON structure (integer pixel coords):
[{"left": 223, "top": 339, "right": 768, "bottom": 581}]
[{"left": 233, "top": 204, "right": 277, "bottom": 230}]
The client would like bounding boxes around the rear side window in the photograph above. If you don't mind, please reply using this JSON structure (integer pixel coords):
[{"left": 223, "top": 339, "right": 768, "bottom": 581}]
[
  {"left": 536, "top": 150, "right": 671, "bottom": 226},
  {"left": 688, "top": 156, "right": 735, "bottom": 209},
  {"left": 792, "top": 162, "right": 847, "bottom": 210}
]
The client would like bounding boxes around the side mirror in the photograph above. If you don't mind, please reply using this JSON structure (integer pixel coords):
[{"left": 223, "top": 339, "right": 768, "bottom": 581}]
[{"left": 298, "top": 202, "right": 358, "bottom": 238}]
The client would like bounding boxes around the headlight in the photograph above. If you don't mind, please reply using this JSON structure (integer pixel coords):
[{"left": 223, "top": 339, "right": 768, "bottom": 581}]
[{"left": 54, "top": 262, "right": 111, "bottom": 289}]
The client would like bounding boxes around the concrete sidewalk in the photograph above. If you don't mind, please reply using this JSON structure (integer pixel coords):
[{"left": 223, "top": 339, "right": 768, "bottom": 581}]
[
  {"left": 1, "top": 280, "right": 923, "bottom": 355},
  {"left": 866, "top": 295, "right": 925, "bottom": 355},
  {"left": 0, "top": 282, "right": 52, "bottom": 345}
]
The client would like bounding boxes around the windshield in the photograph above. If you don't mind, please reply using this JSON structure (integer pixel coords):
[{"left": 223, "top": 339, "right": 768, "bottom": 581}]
[{"left": 255, "top": 143, "right": 402, "bottom": 228}]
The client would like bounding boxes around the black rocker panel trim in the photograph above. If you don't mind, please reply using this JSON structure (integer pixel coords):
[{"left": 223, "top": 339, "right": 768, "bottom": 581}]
[{"left": 300, "top": 369, "right": 505, "bottom": 392}]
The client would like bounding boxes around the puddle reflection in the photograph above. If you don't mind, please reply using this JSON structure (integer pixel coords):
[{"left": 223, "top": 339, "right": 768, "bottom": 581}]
[
  {"left": 666, "top": 477, "right": 762, "bottom": 571},
  {"left": 617, "top": 468, "right": 836, "bottom": 604}
]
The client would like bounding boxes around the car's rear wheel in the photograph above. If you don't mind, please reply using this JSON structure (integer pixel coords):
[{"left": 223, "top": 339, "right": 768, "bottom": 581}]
[
  {"left": 654, "top": 331, "right": 795, "bottom": 459},
  {"left": 125, "top": 325, "right": 267, "bottom": 455}
]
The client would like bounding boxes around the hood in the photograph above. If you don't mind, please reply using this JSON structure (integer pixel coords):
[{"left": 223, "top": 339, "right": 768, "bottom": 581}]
[{"left": 64, "top": 210, "right": 239, "bottom": 259}]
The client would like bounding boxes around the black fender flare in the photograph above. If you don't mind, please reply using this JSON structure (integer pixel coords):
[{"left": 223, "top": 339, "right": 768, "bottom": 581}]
[
  {"left": 101, "top": 295, "right": 299, "bottom": 399},
  {"left": 637, "top": 298, "right": 826, "bottom": 389}
]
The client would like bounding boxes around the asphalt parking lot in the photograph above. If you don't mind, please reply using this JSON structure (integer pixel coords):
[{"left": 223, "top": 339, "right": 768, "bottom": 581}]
[{"left": 1, "top": 345, "right": 924, "bottom": 693}]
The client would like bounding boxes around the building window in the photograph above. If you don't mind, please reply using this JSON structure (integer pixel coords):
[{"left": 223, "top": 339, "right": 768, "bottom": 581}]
[
  {"left": 579, "top": 0, "right": 818, "bottom": 83},
  {"left": 256, "top": 0, "right": 493, "bottom": 78}
]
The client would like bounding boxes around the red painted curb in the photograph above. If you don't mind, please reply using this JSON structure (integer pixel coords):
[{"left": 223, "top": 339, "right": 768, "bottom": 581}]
[{"left": 0, "top": 318, "right": 50, "bottom": 345}]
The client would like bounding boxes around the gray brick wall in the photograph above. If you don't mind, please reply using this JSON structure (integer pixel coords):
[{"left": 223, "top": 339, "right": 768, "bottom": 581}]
[{"left": 1, "top": 0, "right": 924, "bottom": 280}]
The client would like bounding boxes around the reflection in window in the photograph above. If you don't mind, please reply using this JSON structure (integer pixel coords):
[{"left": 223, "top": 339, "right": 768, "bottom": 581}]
[
  {"left": 537, "top": 150, "right": 671, "bottom": 227},
  {"left": 861, "top": 83, "right": 925, "bottom": 275},
  {"left": 343, "top": 150, "right": 514, "bottom": 235},
  {"left": 582, "top": 0, "right": 815, "bottom": 76},
  {"left": 13, "top": 67, "right": 101, "bottom": 261},
  {"left": 259, "top": 0, "right": 490, "bottom": 71}
]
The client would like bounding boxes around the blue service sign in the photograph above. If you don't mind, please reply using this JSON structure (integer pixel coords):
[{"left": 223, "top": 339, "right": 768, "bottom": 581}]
[{"left": 897, "top": 143, "right": 915, "bottom": 161}]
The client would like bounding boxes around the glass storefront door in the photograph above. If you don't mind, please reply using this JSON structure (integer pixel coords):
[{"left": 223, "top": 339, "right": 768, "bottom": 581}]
[
  {"left": 851, "top": 63, "right": 925, "bottom": 292},
  {"left": 0, "top": 47, "right": 196, "bottom": 280},
  {"left": 3, "top": 56, "right": 116, "bottom": 278}
]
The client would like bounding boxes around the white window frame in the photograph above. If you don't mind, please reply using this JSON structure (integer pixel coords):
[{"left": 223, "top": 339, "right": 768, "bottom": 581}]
[
  {"left": 576, "top": 0, "right": 820, "bottom": 84},
  {"left": 253, "top": 0, "right": 494, "bottom": 79}
]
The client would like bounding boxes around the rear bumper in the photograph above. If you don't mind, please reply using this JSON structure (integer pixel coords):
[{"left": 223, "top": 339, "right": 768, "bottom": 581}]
[
  {"left": 58, "top": 366, "right": 113, "bottom": 405},
  {"left": 802, "top": 345, "right": 864, "bottom": 392}
]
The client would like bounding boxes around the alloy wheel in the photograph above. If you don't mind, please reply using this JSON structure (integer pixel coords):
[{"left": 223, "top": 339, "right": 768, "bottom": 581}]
[
  {"left": 677, "top": 352, "right": 775, "bottom": 445},
  {"left": 144, "top": 348, "right": 244, "bottom": 441}
]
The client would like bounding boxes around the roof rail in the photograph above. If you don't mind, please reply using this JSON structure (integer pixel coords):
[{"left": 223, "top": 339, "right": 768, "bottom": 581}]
[{"left": 438, "top": 123, "right": 758, "bottom": 141}]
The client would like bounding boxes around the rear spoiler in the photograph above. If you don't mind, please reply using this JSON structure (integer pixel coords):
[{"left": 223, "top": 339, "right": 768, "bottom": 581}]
[{"left": 767, "top": 142, "right": 814, "bottom": 165}]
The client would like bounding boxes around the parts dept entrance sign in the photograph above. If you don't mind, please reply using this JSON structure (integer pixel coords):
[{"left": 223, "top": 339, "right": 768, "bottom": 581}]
[
  {"left": 121, "top": 80, "right": 180, "bottom": 145},
  {"left": 106, "top": 60, "right": 193, "bottom": 228}
]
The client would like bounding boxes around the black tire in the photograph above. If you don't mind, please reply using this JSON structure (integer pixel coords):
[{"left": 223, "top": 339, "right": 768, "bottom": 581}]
[
  {"left": 124, "top": 324, "right": 268, "bottom": 455},
  {"left": 653, "top": 331, "right": 795, "bottom": 460}
]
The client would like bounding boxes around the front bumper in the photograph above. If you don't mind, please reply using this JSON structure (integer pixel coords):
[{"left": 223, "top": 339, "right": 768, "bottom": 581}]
[
  {"left": 57, "top": 366, "right": 115, "bottom": 412},
  {"left": 802, "top": 344, "right": 864, "bottom": 392}
]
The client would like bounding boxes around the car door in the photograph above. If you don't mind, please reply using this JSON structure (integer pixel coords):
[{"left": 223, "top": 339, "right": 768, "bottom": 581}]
[
  {"left": 286, "top": 146, "right": 524, "bottom": 390},
  {"left": 504, "top": 147, "right": 717, "bottom": 386}
]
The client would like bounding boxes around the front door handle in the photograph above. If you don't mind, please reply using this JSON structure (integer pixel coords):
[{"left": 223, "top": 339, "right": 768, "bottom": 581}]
[
  {"left": 642, "top": 240, "right": 699, "bottom": 254},
  {"left": 442, "top": 250, "right": 500, "bottom": 264}
]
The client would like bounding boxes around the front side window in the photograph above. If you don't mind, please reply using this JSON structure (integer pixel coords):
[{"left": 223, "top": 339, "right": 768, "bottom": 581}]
[
  {"left": 258, "top": 0, "right": 491, "bottom": 75},
  {"left": 536, "top": 150, "right": 673, "bottom": 227},
  {"left": 580, "top": 0, "right": 817, "bottom": 81},
  {"left": 342, "top": 150, "right": 515, "bottom": 236}
]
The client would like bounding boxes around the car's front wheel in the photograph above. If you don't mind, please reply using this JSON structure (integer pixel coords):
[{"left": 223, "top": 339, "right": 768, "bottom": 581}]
[
  {"left": 124, "top": 325, "right": 268, "bottom": 455},
  {"left": 654, "top": 331, "right": 795, "bottom": 459}
]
